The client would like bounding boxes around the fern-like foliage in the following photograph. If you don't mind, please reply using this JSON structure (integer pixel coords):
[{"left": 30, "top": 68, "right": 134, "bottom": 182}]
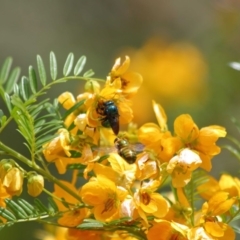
[
  {"left": 0, "top": 197, "right": 59, "bottom": 230},
  {"left": 0, "top": 52, "right": 94, "bottom": 156}
]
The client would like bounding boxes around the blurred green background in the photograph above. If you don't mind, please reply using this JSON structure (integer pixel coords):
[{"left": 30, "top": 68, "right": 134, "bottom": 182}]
[{"left": 1, "top": 0, "right": 240, "bottom": 239}]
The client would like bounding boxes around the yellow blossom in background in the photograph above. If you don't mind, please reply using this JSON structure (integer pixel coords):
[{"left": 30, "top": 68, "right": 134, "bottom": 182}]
[
  {"left": 124, "top": 39, "right": 208, "bottom": 101},
  {"left": 118, "top": 38, "right": 208, "bottom": 123}
]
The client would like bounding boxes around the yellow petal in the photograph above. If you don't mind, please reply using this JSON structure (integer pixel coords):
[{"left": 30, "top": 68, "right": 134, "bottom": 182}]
[
  {"left": 174, "top": 114, "right": 199, "bottom": 142},
  {"left": 152, "top": 100, "right": 167, "bottom": 131},
  {"left": 58, "top": 92, "right": 76, "bottom": 109},
  {"left": 204, "top": 222, "right": 224, "bottom": 237}
]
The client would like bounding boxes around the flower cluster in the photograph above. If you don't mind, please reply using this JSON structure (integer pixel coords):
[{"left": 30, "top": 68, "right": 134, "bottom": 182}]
[{"left": 0, "top": 54, "right": 239, "bottom": 240}]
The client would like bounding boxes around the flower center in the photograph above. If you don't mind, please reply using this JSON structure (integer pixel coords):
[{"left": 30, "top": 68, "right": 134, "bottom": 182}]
[
  {"left": 141, "top": 192, "right": 151, "bottom": 205},
  {"left": 101, "top": 198, "right": 115, "bottom": 214}
]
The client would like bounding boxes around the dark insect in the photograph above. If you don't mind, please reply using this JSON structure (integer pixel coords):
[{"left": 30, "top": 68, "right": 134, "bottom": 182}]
[
  {"left": 114, "top": 137, "right": 137, "bottom": 164},
  {"left": 97, "top": 100, "right": 119, "bottom": 135}
]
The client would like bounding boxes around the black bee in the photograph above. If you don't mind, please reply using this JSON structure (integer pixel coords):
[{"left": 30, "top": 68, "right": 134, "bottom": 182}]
[
  {"left": 97, "top": 100, "right": 119, "bottom": 135},
  {"left": 114, "top": 137, "right": 137, "bottom": 164}
]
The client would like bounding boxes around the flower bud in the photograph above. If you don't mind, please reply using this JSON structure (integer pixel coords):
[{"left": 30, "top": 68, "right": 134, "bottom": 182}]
[
  {"left": 27, "top": 173, "right": 44, "bottom": 197},
  {"left": 0, "top": 159, "right": 15, "bottom": 182},
  {"left": 2, "top": 167, "right": 24, "bottom": 196},
  {"left": 84, "top": 80, "right": 100, "bottom": 94}
]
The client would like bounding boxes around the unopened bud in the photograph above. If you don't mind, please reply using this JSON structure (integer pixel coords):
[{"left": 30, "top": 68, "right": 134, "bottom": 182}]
[
  {"left": 27, "top": 173, "right": 44, "bottom": 197},
  {"left": 84, "top": 80, "right": 100, "bottom": 94}
]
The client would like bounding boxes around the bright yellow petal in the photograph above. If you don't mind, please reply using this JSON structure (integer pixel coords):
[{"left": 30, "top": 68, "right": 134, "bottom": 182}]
[
  {"left": 174, "top": 114, "right": 199, "bottom": 143},
  {"left": 152, "top": 100, "right": 167, "bottom": 132},
  {"left": 219, "top": 174, "right": 239, "bottom": 197},
  {"left": 58, "top": 92, "right": 76, "bottom": 110},
  {"left": 204, "top": 222, "right": 224, "bottom": 237}
]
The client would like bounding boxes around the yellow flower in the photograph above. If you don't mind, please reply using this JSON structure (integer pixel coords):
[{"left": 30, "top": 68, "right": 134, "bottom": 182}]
[
  {"left": 194, "top": 192, "right": 236, "bottom": 239},
  {"left": 74, "top": 113, "right": 100, "bottom": 144},
  {"left": 133, "top": 180, "right": 169, "bottom": 225},
  {"left": 43, "top": 128, "right": 83, "bottom": 174},
  {"left": 135, "top": 152, "right": 158, "bottom": 181},
  {"left": 66, "top": 228, "right": 104, "bottom": 240},
  {"left": 53, "top": 180, "right": 89, "bottom": 227},
  {"left": 174, "top": 114, "right": 226, "bottom": 171},
  {"left": 94, "top": 153, "right": 136, "bottom": 189},
  {"left": 138, "top": 101, "right": 181, "bottom": 163},
  {"left": 107, "top": 56, "right": 143, "bottom": 98},
  {"left": 81, "top": 175, "right": 127, "bottom": 222},
  {"left": 147, "top": 220, "right": 188, "bottom": 240},
  {"left": 1, "top": 167, "right": 24, "bottom": 196},
  {"left": 167, "top": 148, "right": 202, "bottom": 187},
  {"left": 138, "top": 123, "right": 180, "bottom": 163},
  {"left": 197, "top": 174, "right": 240, "bottom": 201}
]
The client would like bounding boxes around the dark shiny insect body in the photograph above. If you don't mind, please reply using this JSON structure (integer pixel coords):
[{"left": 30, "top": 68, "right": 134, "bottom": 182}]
[
  {"left": 97, "top": 100, "right": 119, "bottom": 135},
  {"left": 114, "top": 137, "right": 137, "bottom": 164}
]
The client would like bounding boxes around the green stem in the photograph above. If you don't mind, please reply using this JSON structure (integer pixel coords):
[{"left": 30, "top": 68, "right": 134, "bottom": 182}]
[{"left": 0, "top": 141, "right": 82, "bottom": 202}]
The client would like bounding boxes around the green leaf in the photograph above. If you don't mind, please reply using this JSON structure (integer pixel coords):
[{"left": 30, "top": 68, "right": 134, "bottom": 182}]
[
  {"left": 28, "top": 66, "right": 38, "bottom": 93},
  {"left": 47, "top": 197, "right": 58, "bottom": 212},
  {"left": 4, "top": 93, "right": 12, "bottom": 112},
  {"left": 67, "top": 163, "right": 85, "bottom": 170},
  {"left": 83, "top": 69, "right": 95, "bottom": 78},
  {"left": 5, "top": 67, "right": 21, "bottom": 93},
  {"left": 0, "top": 109, "right": 3, "bottom": 118},
  {"left": 0, "top": 207, "right": 16, "bottom": 221},
  {"left": 20, "top": 76, "right": 30, "bottom": 101},
  {"left": 0, "top": 57, "right": 13, "bottom": 84},
  {"left": 49, "top": 51, "right": 58, "bottom": 80},
  {"left": 63, "top": 53, "right": 74, "bottom": 76},
  {"left": 34, "top": 199, "right": 48, "bottom": 213},
  {"left": 17, "top": 198, "right": 34, "bottom": 215},
  {"left": 74, "top": 55, "right": 86, "bottom": 75},
  {"left": 0, "top": 115, "right": 7, "bottom": 127},
  {"left": 5, "top": 199, "right": 28, "bottom": 219},
  {"left": 77, "top": 219, "right": 104, "bottom": 229},
  {"left": 36, "top": 55, "right": 47, "bottom": 86},
  {"left": 13, "top": 83, "right": 19, "bottom": 96}
]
